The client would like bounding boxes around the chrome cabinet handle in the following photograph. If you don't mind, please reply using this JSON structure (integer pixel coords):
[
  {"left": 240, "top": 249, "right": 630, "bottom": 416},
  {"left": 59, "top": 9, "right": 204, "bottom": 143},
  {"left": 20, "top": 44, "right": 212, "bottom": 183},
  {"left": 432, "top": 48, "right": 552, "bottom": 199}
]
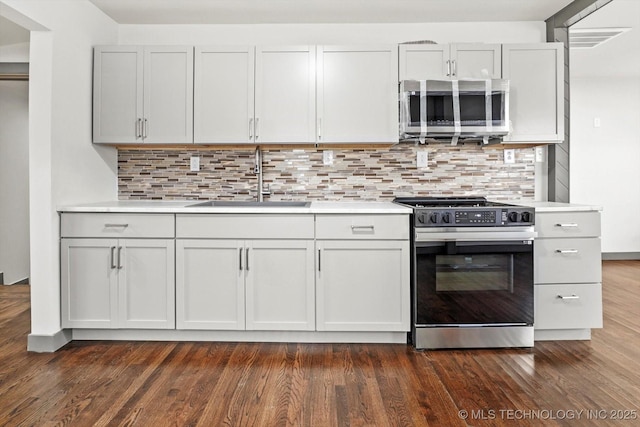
[
  {"left": 239, "top": 248, "right": 243, "bottom": 270},
  {"left": 446, "top": 60, "right": 451, "bottom": 76},
  {"left": 557, "top": 294, "right": 580, "bottom": 300},
  {"left": 143, "top": 118, "right": 148, "bottom": 139},
  {"left": 105, "top": 224, "right": 129, "bottom": 228},
  {"left": 317, "top": 118, "right": 322, "bottom": 140},
  {"left": 117, "top": 246, "right": 123, "bottom": 269},
  {"left": 136, "top": 118, "right": 142, "bottom": 138},
  {"left": 110, "top": 246, "right": 116, "bottom": 269},
  {"left": 555, "top": 249, "right": 579, "bottom": 254},
  {"left": 249, "top": 118, "right": 253, "bottom": 140},
  {"left": 318, "top": 249, "right": 321, "bottom": 272},
  {"left": 255, "top": 118, "right": 259, "bottom": 140},
  {"left": 245, "top": 248, "right": 250, "bottom": 271},
  {"left": 452, "top": 60, "right": 457, "bottom": 76},
  {"left": 555, "top": 223, "right": 578, "bottom": 228},
  {"left": 351, "top": 225, "right": 375, "bottom": 231}
]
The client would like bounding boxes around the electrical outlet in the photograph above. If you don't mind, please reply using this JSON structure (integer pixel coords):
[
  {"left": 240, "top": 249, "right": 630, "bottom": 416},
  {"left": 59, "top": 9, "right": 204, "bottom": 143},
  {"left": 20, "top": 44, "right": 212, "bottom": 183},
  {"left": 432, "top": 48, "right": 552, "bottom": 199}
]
[
  {"left": 594, "top": 117, "right": 601, "bottom": 128},
  {"left": 323, "top": 150, "right": 334, "bottom": 166},
  {"left": 190, "top": 156, "right": 200, "bottom": 172},
  {"left": 504, "top": 149, "right": 516, "bottom": 164},
  {"left": 417, "top": 151, "right": 428, "bottom": 169}
]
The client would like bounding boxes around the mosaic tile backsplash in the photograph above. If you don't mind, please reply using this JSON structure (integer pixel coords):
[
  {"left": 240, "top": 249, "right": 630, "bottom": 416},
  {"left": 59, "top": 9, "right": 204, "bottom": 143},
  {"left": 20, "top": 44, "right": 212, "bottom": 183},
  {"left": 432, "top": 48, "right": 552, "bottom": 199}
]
[{"left": 118, "top": 144, "right": 535, "bottom": 201}]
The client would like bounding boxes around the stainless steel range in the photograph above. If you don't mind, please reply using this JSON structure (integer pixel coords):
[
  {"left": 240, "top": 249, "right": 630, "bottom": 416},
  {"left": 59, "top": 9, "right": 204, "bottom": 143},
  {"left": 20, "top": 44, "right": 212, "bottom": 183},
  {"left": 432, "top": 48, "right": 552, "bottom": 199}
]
[{"left": 393, "top": 197, "right": 536, "bottom": 349}]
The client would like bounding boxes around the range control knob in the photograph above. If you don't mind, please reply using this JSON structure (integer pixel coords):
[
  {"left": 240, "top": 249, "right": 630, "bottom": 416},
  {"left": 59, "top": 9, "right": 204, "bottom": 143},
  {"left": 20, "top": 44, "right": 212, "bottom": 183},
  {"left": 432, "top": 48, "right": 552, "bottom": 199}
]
[
  {"left": 508, "top": 211, "right": 519, "bottom": 223},
  {"left": 417, "top": 214, "right": 425, "bottom": 224},
  {"left": 521, "top": 211, "right": 531, "bottom": 223},
  {"left": 442, "top": 212, "right": 451, "bottom": 224},
  {"left": 429, "top": 212, "right": 440, "bottom": 224}
]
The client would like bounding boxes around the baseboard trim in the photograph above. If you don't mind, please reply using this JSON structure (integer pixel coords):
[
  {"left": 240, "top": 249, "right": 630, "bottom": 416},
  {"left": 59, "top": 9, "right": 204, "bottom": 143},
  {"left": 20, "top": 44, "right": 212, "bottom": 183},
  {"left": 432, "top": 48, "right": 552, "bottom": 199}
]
[
  {"left": 602, "top": 252, "right": 640, "bottom": 260},
  {"left": 27, "top": 329, "right": 72, "bottom": 353},
  {"left": 11, "top": 277, "right": 29, "bottom": 285}
]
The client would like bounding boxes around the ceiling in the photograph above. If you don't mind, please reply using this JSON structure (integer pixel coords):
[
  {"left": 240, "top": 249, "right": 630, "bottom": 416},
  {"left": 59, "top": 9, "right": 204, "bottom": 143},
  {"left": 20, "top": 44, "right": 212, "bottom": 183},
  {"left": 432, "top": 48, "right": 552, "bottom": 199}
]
[{"left": 87, "top": 0, "right": 574, "bottom": 25}]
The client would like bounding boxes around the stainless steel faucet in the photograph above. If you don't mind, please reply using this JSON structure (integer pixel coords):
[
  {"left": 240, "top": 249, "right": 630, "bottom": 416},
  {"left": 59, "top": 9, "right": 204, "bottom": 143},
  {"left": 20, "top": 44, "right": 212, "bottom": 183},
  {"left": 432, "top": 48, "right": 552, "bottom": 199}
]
[{"left": 255, "top": 147, "right": 270, "bottom": 202}]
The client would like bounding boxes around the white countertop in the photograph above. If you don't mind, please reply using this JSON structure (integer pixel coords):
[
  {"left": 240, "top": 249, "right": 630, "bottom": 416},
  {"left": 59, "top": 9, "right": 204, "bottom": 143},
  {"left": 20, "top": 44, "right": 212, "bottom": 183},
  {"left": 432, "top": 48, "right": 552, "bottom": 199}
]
[
  {"left": 58, "top": 200, "right": 412, "bottom": 215},
  {"left": 504, "top": 200, "right": 602, "bottom": 213}
]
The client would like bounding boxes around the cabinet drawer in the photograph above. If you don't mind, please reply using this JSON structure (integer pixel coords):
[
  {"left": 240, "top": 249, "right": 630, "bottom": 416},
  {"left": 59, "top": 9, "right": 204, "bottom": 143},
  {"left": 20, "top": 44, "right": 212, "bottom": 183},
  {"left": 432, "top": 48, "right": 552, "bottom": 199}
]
[
  {"left": 535, "top": 283, "right": 602, "bottom": 330},
  {"left": 535, "top": 211, "right": 600, "bottom": 238},
  {"left": 176, "top": 214, "right": 314, "bottom": 239},
  {"left": 61, "top": 213, "right": 175, "bottom": 238},
  {"left": 534, "top": 238, "right": 601, "bottom": 284},
  {"left": 316, "top": 214, "right": 409, "bottom": 240}
]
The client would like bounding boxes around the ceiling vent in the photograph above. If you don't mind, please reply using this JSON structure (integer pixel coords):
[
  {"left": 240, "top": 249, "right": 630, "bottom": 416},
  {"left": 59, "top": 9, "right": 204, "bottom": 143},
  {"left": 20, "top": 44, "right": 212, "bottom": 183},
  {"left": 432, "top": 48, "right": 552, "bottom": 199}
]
[{"left": 569, "top": 27, "right": 631, "bottom": 49}]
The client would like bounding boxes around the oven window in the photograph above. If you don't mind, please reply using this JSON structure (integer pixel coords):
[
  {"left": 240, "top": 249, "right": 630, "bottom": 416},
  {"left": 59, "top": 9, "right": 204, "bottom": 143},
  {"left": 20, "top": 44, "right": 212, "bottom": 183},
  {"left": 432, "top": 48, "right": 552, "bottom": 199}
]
[{"left": 435, "top": 254, "right": 513, "bottom": 292}]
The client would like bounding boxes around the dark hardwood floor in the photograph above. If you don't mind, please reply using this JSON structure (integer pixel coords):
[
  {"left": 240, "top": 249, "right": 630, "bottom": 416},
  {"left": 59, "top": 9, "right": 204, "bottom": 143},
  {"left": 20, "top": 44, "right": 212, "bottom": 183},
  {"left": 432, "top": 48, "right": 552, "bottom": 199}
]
[{"left": 1, "top": 260, "right": 638, "bottom": 426}]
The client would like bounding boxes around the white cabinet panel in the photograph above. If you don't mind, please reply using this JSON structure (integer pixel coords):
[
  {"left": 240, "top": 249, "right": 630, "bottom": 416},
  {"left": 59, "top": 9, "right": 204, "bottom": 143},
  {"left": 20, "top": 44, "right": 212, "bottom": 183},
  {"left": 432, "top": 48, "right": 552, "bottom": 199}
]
[
  {"left": 176, "top": 240, "right": 245, "bottom": 330},
  {"left": 93, "top": 46, "right": 193, "bottom": 144},
  {"left": 317, "top": 45, "right": 398, "bottom": 143},
  {"left": 535, "top": 283, "right": 603, "bottom": 330},
  {"left": 118, "top": 239, "right": 175, "bottom": 329},
  {"left": 535, "top": 211, "right": 601, "bottom": 238},
  {"left": 315, "top": 214, "right": 409, "bottom": 240},
  {"left": 144, "top": 47, "right": 194, "bottom": 144},
  {"left": 61, "top": 239, "right": 118, "bottom": 328},
  {"left": 245, "top": 240, "right": 315, "bottom": 331},
  {"left": 535, "top": 238, "right": 602, "bottom": 285},
  {"left": 316, "top": 240, "right": 410, "bottom": 331},
  {"left": 93, "top": 46, "right": 143, "bottom": 143},
  {"left": 399, "top": 44, "right": 501, "bottom": 80},
  {"left": 502, "top": 43, "right": 564, "bottom": 143},
  {"left": 194, "top": 46, "right": 255, "bottom": 144},
  {"left": 255, "top": 46, "right": 316, "bottom": 143}
]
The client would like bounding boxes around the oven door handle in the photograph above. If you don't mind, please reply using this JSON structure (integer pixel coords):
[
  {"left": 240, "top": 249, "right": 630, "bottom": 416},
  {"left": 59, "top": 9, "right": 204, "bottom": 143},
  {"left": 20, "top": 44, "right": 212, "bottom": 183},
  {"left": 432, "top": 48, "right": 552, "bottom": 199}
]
[{"left": 416, "top": 239, "right": 533, "bottom": 255}]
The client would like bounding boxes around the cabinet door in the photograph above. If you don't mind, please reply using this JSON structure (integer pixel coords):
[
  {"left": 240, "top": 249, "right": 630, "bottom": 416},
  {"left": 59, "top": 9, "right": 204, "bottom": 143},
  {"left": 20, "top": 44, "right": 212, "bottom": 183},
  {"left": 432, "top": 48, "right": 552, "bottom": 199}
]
[
  {"left": 316, "top": 240, "right": 410, "bottom": 332},
  {"left": 61, "top": 239, "right": 118, "bottom": 328},
  {"left": 452, "top": 44, "right": 502, "bottom": 79},
  {"left": 317, "top": 45, "right": 399, "bottom": 143},
  {"left": 143, "top": 46, "right": 194, "bottom": 144},
  {"left": 194, "top": 46, "right": 255, "bottom": 144},
  {"left": 245, "top": 240, "right": 315, "bottom": 331},
  {"left": 502, "top": 43, "right": 564, "bottom": 143},
  {"left": 118, "top": 239, "right": 175, "bottom": 329},
  {"left": 176, "top": 240, "right": 245, "bottom": 330},
  {"left": 93, "top": 46, "right": 143, "bottom": 144},
  {"left": 255, "top": 46, "right": 316, "bottom": 143},
  {"left": 399, "top": 44, "right": 449, "bottom": 80}
]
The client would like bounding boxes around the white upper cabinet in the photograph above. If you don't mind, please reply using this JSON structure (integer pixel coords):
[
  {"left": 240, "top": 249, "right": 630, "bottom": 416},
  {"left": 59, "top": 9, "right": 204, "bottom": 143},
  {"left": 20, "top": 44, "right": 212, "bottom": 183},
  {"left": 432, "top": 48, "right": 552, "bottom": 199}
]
[
  {"left": 194, "top": 45, "right": 316, "bottom": 144},
  {"left": 502, "top": 43, "right": 564, "bottom": 143},
  {"left": 399, "top": 43, "right": 501, "bottom": 80},
  {"left": 317, "top": 45, "right": 399, "bottom": 144},
  {"left": 93, "top": 46, "right": 193, "bottom": 144},
  {"left": 194, "top": 46, "right": 255, "bottom": 144},
  {"left": 255, "top": 46, "right": 317, "bottom": 143}
]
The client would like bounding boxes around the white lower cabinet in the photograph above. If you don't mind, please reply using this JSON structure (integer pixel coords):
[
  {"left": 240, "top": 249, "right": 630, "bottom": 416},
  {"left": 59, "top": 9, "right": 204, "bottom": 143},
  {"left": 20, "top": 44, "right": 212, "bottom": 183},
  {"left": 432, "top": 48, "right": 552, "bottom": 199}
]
[
  {"left": 61, "top": 238, "right": 175, "bottom": 329},
  {"left": 315, "top": 214, "right": 410, "bottom": 332},
  {"left": 176, "top": 237, "right": 315, "bottom": 331},
  {"left": 533, "top": 209, "right": 602, "bottom": 339},
  {"left": 316, "top": 240, "right": 410, "bottom": 331}
]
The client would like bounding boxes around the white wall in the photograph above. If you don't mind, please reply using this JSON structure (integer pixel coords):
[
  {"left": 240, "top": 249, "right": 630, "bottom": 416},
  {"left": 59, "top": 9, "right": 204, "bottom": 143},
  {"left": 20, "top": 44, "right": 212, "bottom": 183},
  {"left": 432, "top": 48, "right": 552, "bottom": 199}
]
[
  {"left": 118, "top": 21, "right": 546, "bottom": 45},
  {"left": 570, "top": 77, "right": 640, "bottom": 254},
  {"left": 0, "top": 80, "right": 29, "bottom": 284},
  {"left": 0, "top": 0, "right": 118, "bottom": 344}
]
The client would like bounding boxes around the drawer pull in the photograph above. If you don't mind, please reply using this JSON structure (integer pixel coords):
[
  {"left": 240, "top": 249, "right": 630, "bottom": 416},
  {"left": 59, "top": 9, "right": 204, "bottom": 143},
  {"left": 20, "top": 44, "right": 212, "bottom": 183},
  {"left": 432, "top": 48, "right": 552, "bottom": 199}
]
[
  {"left": 557, "top": 294, "right": 580, "bottom": 300},
  {"left": 104, "top": 223, "right": 129, "bottom": 228},
  {"left": 555, "top": 223, "right": 578, "bottom": 228},
  {"left": 555, "top": 249, "right": 579, "bottom": 254},
  {"left": 239, "top": 248, "right": 243, "bottom": 271},
  {"left": 351, "top": 225, "right": 375, "bottom": 231}
]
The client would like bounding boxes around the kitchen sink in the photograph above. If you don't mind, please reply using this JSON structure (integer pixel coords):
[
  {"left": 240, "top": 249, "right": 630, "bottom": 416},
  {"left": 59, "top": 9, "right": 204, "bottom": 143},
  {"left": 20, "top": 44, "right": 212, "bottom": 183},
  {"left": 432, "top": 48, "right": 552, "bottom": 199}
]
[{"left": 187, "top": 200, "right": 311, "bottom": 208}]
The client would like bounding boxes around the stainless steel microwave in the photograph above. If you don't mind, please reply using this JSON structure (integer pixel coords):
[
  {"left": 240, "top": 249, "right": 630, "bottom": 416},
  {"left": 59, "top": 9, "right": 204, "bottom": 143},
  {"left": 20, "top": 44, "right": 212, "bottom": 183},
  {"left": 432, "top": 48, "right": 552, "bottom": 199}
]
[{"left": 399, "top": 79, "right": 510, "bottom": 143}]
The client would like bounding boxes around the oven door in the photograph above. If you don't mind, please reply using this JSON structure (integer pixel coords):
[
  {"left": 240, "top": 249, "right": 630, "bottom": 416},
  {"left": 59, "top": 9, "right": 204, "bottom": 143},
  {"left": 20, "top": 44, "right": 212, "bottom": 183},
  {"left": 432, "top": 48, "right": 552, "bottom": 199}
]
[{"left": 415, "top": 239, "right": 534, "bottom": 326}]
